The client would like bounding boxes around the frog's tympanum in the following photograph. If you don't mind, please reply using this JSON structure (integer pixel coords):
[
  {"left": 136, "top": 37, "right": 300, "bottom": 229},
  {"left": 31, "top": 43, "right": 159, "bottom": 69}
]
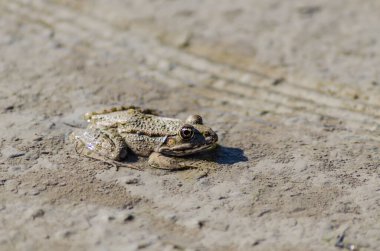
[{"left": 71, "top": 106, "right": 218, "bottom": 170}]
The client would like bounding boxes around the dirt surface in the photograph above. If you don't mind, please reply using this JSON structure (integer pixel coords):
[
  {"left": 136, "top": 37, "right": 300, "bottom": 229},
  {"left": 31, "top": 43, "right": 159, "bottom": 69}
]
[{"left": 1, "top": 0, "right": 380, "bottom": 250}]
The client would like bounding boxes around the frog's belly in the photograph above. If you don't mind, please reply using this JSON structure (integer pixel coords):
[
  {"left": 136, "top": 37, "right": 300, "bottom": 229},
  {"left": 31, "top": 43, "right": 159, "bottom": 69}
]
[{"left": 121, "top": 133, "right": 166, "bottom": 157}]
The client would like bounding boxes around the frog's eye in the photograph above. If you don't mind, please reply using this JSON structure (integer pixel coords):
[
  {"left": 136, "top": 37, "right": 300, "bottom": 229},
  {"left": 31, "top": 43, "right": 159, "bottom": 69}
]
[{"left": 179, "top": 125, "right": 194, "bottom": 140}]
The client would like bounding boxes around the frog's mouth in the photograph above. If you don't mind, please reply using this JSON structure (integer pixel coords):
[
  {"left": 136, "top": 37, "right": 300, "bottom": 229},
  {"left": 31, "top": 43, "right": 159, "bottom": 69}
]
[{"left": 158, "top": 136, "right": 218, "bottom": 157}]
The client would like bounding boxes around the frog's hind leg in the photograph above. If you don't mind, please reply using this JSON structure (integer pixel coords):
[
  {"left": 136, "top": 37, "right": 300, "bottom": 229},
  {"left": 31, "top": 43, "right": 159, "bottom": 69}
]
[
  {"left": 72, "top": 128, "right": 140, "bottom": 170},
  {"left": 73, "top": 128, "right": 126, "bottom": 160}
]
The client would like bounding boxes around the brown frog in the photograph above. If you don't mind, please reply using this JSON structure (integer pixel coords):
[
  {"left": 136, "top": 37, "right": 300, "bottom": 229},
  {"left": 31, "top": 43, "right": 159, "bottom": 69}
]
[{"left": 71, "top": 106, "right": 218, "bottom": 170}]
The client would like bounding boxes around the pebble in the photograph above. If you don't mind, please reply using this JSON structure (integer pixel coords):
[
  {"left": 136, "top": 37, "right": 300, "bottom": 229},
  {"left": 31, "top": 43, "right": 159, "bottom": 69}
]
[
  {"left": 137, "top": 241, "right": 152, "bottom": 249},
  {"left": 183, "top": 218, "right": 206, "bottom": 229},
  {"left": 125, "top": 178, "right": 140, "bottom": 185},
  {"left": 32, "top": 136, "right": 44, "bottom": 141},
  {"left": 160, "top": 31, "right": 192, "bottom": 48},
  {"left": 172, "top": 32, "right": 192, "bottom": 48},
  {"left": 31, "top": 209, "right": 45, "bottom": 219},
  {"left": 0, "top": 179, "right": 6, "bottom": 186},
  {"left": 123, "top": 214, "right": 135, "bottom": 223}
]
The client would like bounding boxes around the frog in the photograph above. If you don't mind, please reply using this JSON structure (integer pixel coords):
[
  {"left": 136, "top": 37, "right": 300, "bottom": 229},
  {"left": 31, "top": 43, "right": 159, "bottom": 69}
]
[{"left": 71, "top": 106, "right": 218, "bottom": 170}]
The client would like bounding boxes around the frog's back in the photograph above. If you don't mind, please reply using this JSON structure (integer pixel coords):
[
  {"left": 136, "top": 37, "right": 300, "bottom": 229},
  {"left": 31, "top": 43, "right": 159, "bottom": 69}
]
[{"left": 87, "top": 108, "right": 183, "bottom": 136}]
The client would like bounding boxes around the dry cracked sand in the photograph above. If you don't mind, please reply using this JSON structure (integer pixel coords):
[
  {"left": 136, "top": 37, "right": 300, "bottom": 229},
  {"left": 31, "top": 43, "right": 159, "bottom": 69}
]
[{"left": 1, "top": 0, "right": 380, "bottom": 250}]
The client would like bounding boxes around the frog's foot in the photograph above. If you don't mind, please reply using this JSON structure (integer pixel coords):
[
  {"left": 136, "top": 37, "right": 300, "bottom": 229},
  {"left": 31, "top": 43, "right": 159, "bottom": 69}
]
[
  {"left": 84, "top": 106, "right": 159, "bottom": 120},
  {"left": 72, "top": 128, "right": 140, "bottom": 170}
]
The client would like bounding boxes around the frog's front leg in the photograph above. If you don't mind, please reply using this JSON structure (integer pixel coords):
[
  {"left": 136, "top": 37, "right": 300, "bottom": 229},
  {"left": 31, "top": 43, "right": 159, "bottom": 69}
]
[
  {"left": 148, "top": 152, "right": 202, "bottom": 170},
  {"left": 148, "top": 153, "right": 211, "bottom": 178}
]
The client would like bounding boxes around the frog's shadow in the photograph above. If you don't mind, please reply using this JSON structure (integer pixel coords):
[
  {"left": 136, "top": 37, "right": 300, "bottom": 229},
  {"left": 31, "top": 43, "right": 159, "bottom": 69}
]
[
  {"left": 187, "top": 145, "right": 248, "bottom": 165},
  {"left": 214, "top": 145, "right": 248, "bottom": 164}
]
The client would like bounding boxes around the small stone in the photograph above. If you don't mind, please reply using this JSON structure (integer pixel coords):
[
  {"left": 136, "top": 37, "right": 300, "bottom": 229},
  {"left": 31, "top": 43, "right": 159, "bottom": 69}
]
[
  {"left": 272, "top": 77, "right": 285, "bottom": 86},
  {"left": 123, "top": 214, "right": 135, "bottom": 223},
  {"left": 125, "top": 178, "right": 140, "bottom": 185},
  {"left": 198, "top": 220, "right": 205, "bottom": 229},
  {"left": 172, "top": 32, "right": 191, "bottom": 48},
  {"left": 33, "top": 136, "right": 44, "bottom": 141},
  {"left": 183, "top": 218, "right": 207, "bottom": 229},
  {"left": 160, "top": 32, "right": 192, "bottom": 48},
  {"left": 0, "top": 179, "right": 6, "bottom": 186},
  {"left": 32, "top": 209, "right": 45, "bottom": 219},
  {"left": 137, "top": 242, "right": 151, "bottom": 249},
  {"left": 4, "top": 105, "right": 14, "bottom": 112},
  {"left": 252, "top": 239, "right": 265, "bottom": 246}
]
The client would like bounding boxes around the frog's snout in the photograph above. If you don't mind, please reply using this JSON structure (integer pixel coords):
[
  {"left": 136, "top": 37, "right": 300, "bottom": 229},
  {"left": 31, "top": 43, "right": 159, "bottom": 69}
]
[{"left": 204, "top": 130, "right": 218, "bottom": 144}]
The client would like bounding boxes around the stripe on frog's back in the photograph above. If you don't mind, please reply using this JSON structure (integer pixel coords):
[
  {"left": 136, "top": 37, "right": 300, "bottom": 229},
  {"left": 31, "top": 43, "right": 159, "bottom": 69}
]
[{"left": 90, "top": 110, "right": 184, "bottom": 136}]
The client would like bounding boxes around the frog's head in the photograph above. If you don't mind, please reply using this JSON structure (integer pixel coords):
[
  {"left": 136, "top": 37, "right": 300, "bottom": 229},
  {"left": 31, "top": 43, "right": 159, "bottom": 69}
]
[{"left": 158, "top": 115, "right": 218, "bottom": 156}]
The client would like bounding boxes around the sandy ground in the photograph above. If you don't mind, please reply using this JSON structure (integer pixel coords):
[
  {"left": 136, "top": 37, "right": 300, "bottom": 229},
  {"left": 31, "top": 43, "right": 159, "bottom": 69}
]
[{"left": 1, "top": 0, "right": 380, "bottom": 250}]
